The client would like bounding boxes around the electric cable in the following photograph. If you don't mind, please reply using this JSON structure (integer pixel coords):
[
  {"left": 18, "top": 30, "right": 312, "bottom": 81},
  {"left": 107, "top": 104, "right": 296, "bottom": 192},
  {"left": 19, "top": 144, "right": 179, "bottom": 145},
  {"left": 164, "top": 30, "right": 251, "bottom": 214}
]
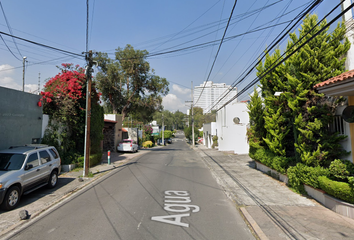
[
  {"left": 204, "top": 0, "right": 323, "bottom": 112},
  {"left": 194, "top": 0, "right": 239, "bottom": 106},
  {"left": 0, "top": 1, "right": 22, "bottom": 58},
  {"left": 0, "top": 30, "right": 84, "bottom": 58},
  {"left": 216, "top": 0, "right": 353, "bottom": 112}
]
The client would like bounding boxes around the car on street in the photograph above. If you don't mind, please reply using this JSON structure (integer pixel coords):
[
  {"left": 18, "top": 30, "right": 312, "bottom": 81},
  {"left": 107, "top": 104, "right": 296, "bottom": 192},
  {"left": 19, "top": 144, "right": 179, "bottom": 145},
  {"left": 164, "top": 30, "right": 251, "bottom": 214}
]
[
  {"left": 167, "top": 138, "right": 172, "bottom": 144},
  {"left": 0, "top": 144, "right": 61, "bottom": 211},
  {"left": 117, "top": 139, "right": 138, "bottom": 153}
]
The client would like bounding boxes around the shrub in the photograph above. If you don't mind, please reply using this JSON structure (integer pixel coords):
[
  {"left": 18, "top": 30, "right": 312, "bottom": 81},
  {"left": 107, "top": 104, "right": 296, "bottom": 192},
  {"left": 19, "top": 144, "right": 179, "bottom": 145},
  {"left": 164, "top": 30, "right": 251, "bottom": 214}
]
[
  {"left": 212, "top": 136, "right": 218, "bottom": 149},
  {"left": 287, "top": 163, "right": 330, "bottom": 193},
  {"left": 142, "top": 141, "right": 153, "bottom": 148},
  {"left": 76, "top": 152, "right": 103, "bottom": 168},
  {"left": 348, "top": 177, "right": 354, "bottom": 189},
  {"left": 329, "top": 159, "right": 350, "bottom": 180},
  {"left": 318, "top": 176, "right": 354, "bottom": 204}
]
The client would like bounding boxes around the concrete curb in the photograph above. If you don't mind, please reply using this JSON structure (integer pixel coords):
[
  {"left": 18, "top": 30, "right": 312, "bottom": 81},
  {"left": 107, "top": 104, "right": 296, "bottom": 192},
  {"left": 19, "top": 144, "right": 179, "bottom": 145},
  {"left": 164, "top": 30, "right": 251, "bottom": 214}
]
[{"left": 240, "top": 207, "right": 269, "bottom": 240}]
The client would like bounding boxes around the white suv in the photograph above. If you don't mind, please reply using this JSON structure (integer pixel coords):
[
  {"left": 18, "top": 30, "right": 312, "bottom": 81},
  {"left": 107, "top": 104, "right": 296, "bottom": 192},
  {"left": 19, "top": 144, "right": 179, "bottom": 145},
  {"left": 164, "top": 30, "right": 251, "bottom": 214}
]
[{"left": 0, "top": 145, "right": 61, "bottom": 211}]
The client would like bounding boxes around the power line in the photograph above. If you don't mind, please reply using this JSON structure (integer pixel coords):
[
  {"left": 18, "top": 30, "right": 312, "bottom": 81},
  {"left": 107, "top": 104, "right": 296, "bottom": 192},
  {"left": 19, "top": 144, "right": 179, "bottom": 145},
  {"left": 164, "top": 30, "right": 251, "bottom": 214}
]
[
  {"left": 0, "top": 1, "right": 22, "bottom": 58},
  {"left": 216, "top": 0, "right": 352, "bottom": 112},
  {"left": 194, "top": 0, "right": 239, "bottom": 106},
  {"left": 0, "top": 30, "right": 84, "bottom": 58},
  {"left": 204, "top": 0, "right": 323, "bottom": 112}
]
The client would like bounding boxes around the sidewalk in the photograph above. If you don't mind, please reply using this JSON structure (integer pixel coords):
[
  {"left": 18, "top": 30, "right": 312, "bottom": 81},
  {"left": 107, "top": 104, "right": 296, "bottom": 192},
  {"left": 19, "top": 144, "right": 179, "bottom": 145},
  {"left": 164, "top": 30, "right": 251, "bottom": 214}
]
[
  {"left": 194, "top": 144, "right": 354, "bottom": 240},
  {"left": 0, "top": 148, "right": 155, "bottom": 238}
]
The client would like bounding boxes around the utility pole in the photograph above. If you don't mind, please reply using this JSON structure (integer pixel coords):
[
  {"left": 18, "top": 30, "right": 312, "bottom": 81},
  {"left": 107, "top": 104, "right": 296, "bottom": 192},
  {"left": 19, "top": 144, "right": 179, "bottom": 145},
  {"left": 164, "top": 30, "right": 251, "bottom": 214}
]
[
  {"left": 191, "top": 81, "right": 195, "bottom": 147},
  {"left": 83, "top": 50, "right": 94, "bottom": 177},
  {"left": 162, "top": 114, "right": 164, "bottom": 145},
  {"left": 38, "top": 73, "right": 40, "bottom": 95},
  {"left": 22, "top": 56, "right": 27, "bottom": 92}
]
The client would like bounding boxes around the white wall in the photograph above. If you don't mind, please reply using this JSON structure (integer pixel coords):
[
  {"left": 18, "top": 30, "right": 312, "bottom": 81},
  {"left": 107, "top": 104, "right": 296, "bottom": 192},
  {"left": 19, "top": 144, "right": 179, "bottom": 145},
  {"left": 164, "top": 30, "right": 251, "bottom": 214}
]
[
  {"left": 203, "top": 122, "right": 216, "bottom": 149},
  {"left": 216, "top": 102, "right": 249, "bottom": 154}
]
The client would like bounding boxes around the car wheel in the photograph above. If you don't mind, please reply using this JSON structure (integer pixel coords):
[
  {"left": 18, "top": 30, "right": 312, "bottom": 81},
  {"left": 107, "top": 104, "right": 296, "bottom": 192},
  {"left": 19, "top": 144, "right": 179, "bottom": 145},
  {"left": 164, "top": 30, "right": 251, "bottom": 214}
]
[
  {"left": 1, "top": 186, "right": 21, "bottom": 211},
  {"left": 47, "top": 170, "right": 58, "bottom": 188}
]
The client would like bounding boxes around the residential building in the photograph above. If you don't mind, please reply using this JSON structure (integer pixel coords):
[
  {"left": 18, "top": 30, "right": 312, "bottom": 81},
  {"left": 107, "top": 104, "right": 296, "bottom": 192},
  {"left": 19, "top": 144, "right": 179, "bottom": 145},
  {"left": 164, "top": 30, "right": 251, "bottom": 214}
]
[
  {"left": 203, "top": 122, "right": 217, "bottom": 149},
  {"left": 215, "top": 102, "right": 249, "bottom": 154},
  {"left": 314, "top": 69, "right": 354, "bottom": 163},
  {"left": 194, "top": 81, "right": 237, "bottom": 114}
]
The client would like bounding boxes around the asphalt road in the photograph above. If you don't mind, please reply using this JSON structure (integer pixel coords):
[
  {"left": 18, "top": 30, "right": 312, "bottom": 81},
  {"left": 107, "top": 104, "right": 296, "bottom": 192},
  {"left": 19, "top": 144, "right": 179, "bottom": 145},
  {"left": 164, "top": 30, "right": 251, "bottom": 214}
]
[{"left": 6, "top": 134, "right": 254, "bottom": 240}]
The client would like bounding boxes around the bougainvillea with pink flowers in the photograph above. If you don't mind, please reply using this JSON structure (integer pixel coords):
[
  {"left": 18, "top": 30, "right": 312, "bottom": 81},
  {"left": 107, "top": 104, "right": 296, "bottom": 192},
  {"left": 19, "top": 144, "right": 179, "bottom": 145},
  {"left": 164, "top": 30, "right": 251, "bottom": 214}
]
[{"left": 40, "top": 63, "right": 103, "bottom": 162}]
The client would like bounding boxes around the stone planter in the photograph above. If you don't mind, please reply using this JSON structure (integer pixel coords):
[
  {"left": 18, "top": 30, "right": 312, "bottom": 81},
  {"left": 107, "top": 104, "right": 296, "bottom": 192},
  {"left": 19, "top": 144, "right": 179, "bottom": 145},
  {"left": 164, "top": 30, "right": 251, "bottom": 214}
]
[
  {"left": 304, "top": 184, "right": 354, "bottom": 220},
  {"left": 254, "top": 161, "right": 288, "bottom": 185},
  {"left": 61, "top": 164, "right": 76, "bottom": 172}
]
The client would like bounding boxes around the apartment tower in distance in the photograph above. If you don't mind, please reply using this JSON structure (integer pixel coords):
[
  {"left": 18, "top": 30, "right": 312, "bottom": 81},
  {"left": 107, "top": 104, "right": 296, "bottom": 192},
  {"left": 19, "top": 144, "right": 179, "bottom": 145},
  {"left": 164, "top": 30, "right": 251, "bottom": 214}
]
[{"left": 193, "top": 81, "right": 237, "bottom": 113}]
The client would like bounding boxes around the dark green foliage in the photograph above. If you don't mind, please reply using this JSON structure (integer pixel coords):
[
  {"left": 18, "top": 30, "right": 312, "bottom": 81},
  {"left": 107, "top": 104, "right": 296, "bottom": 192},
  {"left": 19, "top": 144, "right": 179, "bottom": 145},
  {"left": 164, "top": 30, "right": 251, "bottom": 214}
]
[
  {"left": 184, "top": 126, "right": 199, "bottom": 143},
  {"left": 247, "top": 87, "right": 266, "bottom": 157},
  {"left": 329, "top": 159, "right": 350, "bottom": 180},
  {"left": 253, "top": 148, "right": 290, "bottom": 174},
  {"left": 212, "top": 136, "right": 218, "bottom": 149},
  {"left": 318, "top": 176, "right": 354, "bottom": 204},
  {"left": 254, "top": 14, "right": 350, "bottom": 166},
  {"left": 287, "top": 163, "right": 330, "bottom": 192},
  {"left": 76, "top": 152, "right": 103, "bottom": 168},
  {"left": 90, "top": 102, "right": 104, "bottom": 154},
  {"left": 94, "top": 45, "right": 169, "bottom": 122},
  {"left": 160, "top": 130, "right": 172, "bottom": 139}
]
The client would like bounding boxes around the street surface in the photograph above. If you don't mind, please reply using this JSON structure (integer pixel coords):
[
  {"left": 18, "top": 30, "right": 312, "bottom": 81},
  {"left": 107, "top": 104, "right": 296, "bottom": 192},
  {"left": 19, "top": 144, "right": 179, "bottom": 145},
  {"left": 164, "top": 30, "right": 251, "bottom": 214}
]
[{"left": 6, "top": 134, "right": 254, "bottom": 240}]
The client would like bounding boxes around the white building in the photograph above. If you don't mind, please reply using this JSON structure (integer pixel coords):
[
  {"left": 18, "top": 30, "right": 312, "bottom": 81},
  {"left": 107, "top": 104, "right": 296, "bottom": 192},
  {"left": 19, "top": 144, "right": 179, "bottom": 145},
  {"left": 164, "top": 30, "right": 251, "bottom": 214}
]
[
  {"left": 216, "top": 102, "right": 249, "bottom": 154},
  {"left": 203, "top": 122, "right": 217, "bottom": 149},
  {"left": 194, "top": 81, "right": 237, "bottom": 113}
]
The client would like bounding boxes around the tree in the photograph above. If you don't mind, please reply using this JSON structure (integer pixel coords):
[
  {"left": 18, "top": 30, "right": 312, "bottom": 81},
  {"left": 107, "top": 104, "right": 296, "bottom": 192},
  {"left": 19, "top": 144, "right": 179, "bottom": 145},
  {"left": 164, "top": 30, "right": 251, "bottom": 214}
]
[
  {"left": 173, "top": 110, "right": 187, "bottom": 130},
  {"left": 94, "top": 45, "right": 169, "bottom": 121},
  {"left": 40, "top": 63, "right": 103, "bottom": 162},
  {"left": 247, "top": 87, "right": 265, "bottom": 157},
  {"left": 256, "top": 14, "right": 350, "bottom": 167},
  {"left": 184, "top": 126, "right": 199, "bottom": 143}
]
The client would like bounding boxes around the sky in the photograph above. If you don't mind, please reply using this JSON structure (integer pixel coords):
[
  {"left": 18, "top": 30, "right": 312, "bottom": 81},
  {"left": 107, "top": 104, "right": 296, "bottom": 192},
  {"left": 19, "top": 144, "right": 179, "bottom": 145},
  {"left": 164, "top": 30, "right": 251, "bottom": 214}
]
[{"left": 0, "top": 0, "right": 346, "bottom": 114}]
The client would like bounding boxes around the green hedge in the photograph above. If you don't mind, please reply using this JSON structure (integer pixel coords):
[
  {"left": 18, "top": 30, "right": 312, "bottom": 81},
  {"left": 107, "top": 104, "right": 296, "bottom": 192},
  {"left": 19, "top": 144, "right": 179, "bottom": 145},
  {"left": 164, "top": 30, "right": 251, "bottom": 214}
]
[
  {"left": 318, "top": 176, "right": 354, "bottom": 204},
  {"left": 287, "top": 163, "right": 330, "bottom": 192},
  {"left": 76, "top": 152, "right": 103, "bottom": 168},
  {"left": 253, "top": 148, "right": 289, "bottom": 174}
]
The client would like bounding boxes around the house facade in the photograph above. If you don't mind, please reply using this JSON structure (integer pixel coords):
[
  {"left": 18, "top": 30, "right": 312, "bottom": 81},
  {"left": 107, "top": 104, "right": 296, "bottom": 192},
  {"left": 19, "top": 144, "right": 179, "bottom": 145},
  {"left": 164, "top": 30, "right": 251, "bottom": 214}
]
[
  {"left": 103, "top": 114, "right": 123, "bottom": 152},
  {"left": 215, "top": 102, "right": 249, "bottom": 154},
  {"left": 314, "top": 69, "right": 354, "bottom": 163},
  {"left": 203, "top": 122, "right": 217, "bottom": 149}
]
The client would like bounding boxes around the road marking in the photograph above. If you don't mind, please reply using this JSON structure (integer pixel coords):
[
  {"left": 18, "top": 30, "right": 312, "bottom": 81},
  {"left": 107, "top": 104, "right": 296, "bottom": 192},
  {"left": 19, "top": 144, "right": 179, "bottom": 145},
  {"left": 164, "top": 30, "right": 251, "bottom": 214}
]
[{"left": 151, "top": 190, "right": 200, "bottom": 228}]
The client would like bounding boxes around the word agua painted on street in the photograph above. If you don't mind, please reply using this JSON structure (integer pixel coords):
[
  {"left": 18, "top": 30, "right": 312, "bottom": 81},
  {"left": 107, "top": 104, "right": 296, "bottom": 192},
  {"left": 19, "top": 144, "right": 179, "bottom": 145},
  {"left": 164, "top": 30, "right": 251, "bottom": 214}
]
[{"left": 151, "top": 190, "right": 200, "bottom": 227}]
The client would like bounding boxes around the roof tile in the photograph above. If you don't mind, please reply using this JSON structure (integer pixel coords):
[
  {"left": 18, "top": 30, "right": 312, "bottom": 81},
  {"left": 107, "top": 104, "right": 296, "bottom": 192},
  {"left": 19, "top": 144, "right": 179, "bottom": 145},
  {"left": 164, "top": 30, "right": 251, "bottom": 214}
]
[{"left": 314, "top": 69, "right": 354, "bottom": 88}]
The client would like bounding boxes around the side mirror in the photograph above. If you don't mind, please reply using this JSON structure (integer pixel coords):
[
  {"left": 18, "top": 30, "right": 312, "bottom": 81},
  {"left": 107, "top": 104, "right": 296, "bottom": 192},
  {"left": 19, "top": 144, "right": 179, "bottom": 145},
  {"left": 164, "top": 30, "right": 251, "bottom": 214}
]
[{"left": 25, "top": 164, "right": 33, "bottom": 170}]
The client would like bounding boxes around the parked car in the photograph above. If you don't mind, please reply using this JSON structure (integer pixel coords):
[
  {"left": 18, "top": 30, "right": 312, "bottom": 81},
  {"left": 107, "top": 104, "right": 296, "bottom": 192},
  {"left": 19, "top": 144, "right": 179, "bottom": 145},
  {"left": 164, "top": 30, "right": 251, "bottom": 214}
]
[
  {"left": 117, "top": 139, "right": 138, "bottom": 153},
  {"left": 167, "top": 138, "right": 172, "bottom": 144},
  {"left": 0, "top": 145, "right": 61, "bottom": 211}
]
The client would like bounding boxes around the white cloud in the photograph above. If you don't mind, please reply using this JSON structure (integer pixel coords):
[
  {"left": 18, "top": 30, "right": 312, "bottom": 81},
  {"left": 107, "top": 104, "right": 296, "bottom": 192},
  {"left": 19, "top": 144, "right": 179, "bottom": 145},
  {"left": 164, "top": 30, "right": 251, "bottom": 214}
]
[
  {"left": 0, "top": 64, "right": 39, "bottom": 93},
  {"left": 162, "top": 94, "right": 187, "bottom": 113},
  {"left": 0, "top": 64, "right": 21, "bottom": 90},
  {"left": 172, "top": 84, "right": 190, "bottom": 95},
  {"left": 25, "top": 84, "right": 40, "bottom": 94}
]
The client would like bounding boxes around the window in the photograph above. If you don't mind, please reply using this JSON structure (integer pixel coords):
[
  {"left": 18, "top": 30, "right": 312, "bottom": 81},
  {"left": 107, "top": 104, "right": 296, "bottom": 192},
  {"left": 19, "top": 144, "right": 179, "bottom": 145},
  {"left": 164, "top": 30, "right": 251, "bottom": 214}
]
[
  {"left": 0, "top": 153, "right": 26, "bottom": 170},
  {"left": 26, "top": 153, "right": 39, "bottom": 168},
  {"left": 49, "top": 148, "right": 58, "bottom": 159},
  {"left": 39, "top": 150, "right": 51, "bottom": 164},
  {"left": 329, "top": 115, "right": 345, "bottom": 135}
]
